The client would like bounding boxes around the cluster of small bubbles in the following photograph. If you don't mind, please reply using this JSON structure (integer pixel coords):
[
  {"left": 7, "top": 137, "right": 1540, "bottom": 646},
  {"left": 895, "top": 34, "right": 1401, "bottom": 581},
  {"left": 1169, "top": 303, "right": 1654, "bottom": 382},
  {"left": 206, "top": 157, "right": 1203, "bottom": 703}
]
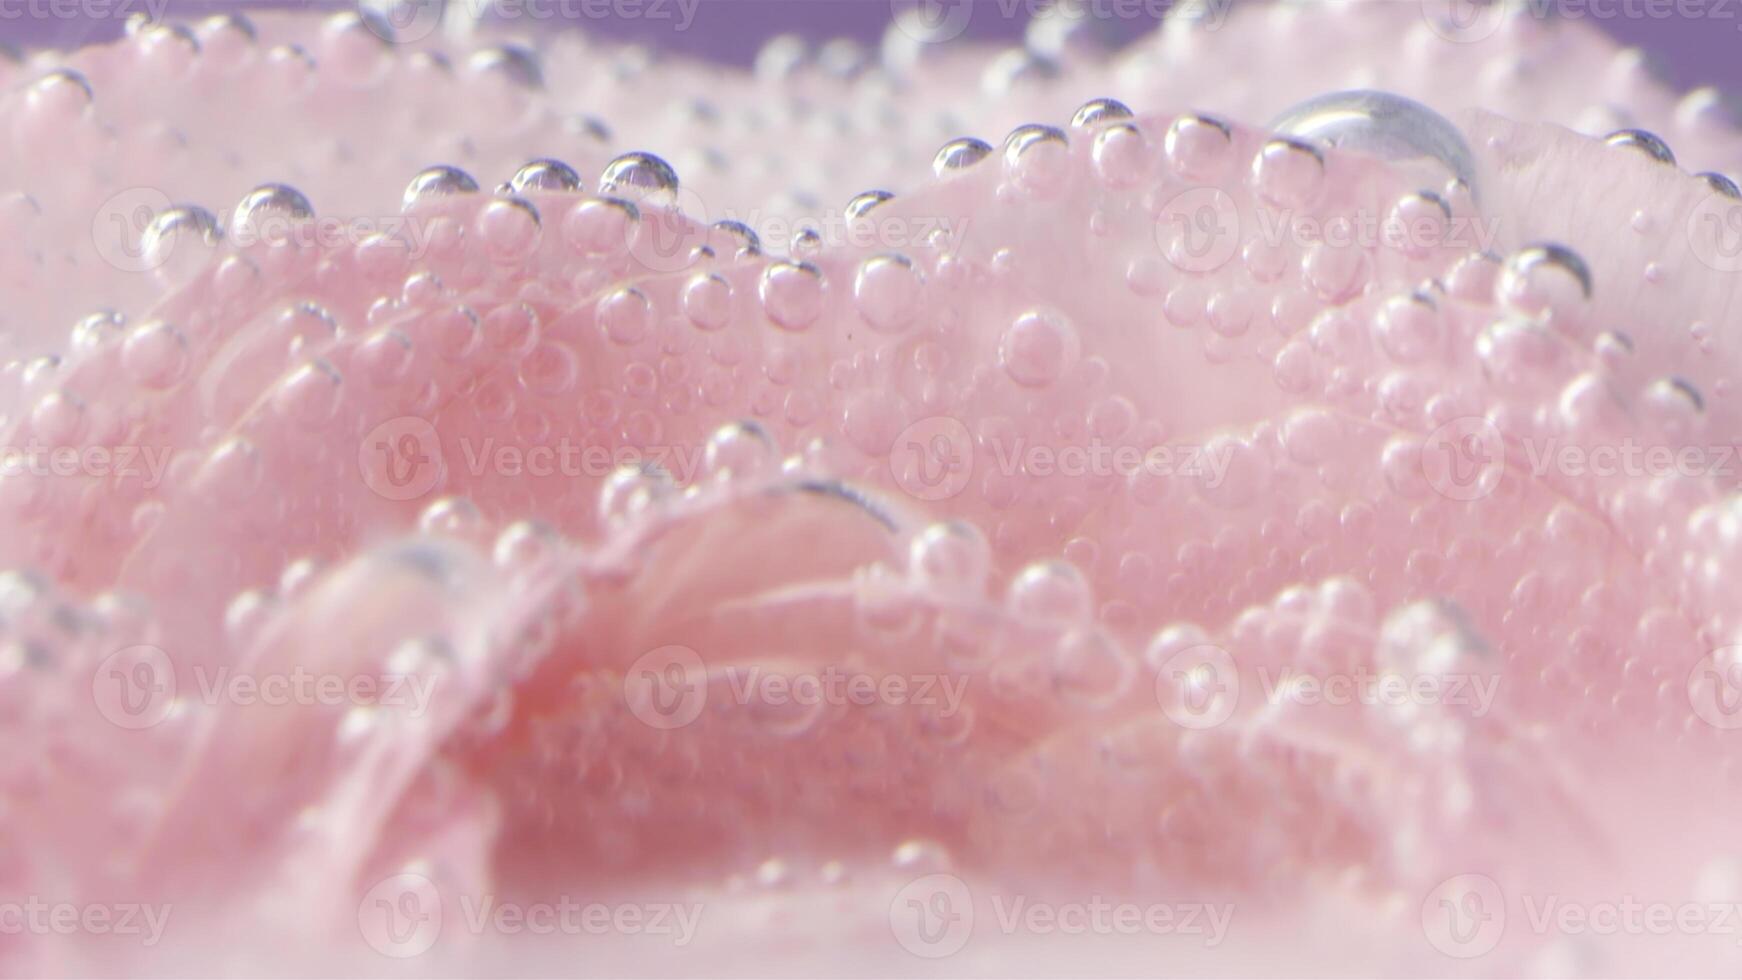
[
  {"left": 597, "top": 462, "right": 675, "bottom": 528},
  {"left": 71, "top": 311, "right": 125, "bottom": 352}
]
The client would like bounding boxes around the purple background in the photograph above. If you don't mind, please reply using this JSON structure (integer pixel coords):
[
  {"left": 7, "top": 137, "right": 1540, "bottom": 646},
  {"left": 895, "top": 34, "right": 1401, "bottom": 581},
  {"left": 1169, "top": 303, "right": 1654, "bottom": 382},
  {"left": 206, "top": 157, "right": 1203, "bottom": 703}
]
[{"left": 2, "top": 0, "right": 1738, "bottom": 97}]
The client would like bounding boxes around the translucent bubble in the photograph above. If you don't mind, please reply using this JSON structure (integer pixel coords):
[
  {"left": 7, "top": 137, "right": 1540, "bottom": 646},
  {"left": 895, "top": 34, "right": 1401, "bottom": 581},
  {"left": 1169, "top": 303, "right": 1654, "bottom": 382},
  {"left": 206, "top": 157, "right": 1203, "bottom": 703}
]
[
  {"left": 1268, "top": 89, "right": 1480, "bottom": 203},
  {"left": 1163, "top": 113, "right": 1232, "bottom": 179},
  {"left": 845, "top": 189, "right": 894, "bottom": 222},
  {"left": 598, "top": 462, "right": 675, "bottom": 528},
  {"left": 704, "top": 420, "right": 778, "bottom": 480},
  {"left": 1697, "top": 172, "right": 1741, "bottom": 198},
  {"left": 401, "top": 165, "right": 478, "bottom": 212},
  {"left": 509, "top": 158, "right": 581, "bottom": 194},
  {"left": 1052, "top": 628, "right": 1134, "bottom": 709},
  {"left": 909, "top": 520, "right": 991, "bottom": 594},
  {"left": 711, "top": 219, "right": 761, "bottom": 258},
  {"left": 419, "top": 497, "right": 483, "bottom": 537},
  {"left": 141, "top": 206, "right": 223, "bottom": 279},
  {"left": 759, "top": 261, "right": 825, "bottom": 331},
  {"left": 1251, "top": 137, "right": 1326, "bottom": 210},
  {"left": 999, "top": 309, "right": 1080, "bottom": 387},
  {"left": 1071, "top": 97, "right": 1134, "bottom": 129},
  {"left": 467, "top": 44, "right": 544, "bottom": 89},
  {"left": 120, "top": 320, "right": 189, "bottom": 389},
  {"left": 1002, "top": 124, "right": 1071, "bottom": 195},
  {"left": 852, "top": 254, "right": 923, "bottom": 334},
  {"left": 1007, "top": 560, "right": 1093, "bottom": 621},
  {"left": 71, "top": 310, "right": 124, "bottom": 352},
  {"left": 599, "top": 151, "right": 680, "bottom": 206},
  {"left": 1603, "top": 128, "right": 1675, "bottom": 166},
  {"left": 231, "top": 183, "right": 313, "bottom": 244},
  {"left": 933, "top": 137, "right": 993, "bottom": 178},
  {"left": 1497, "top": 242, "right": 1593, "bottom": 325},
  {"left": 597, "top": 287, "right": 652, "bottom": 346},
  {"left": 682, "top": 272, "right": 733, "bottom": 332}
]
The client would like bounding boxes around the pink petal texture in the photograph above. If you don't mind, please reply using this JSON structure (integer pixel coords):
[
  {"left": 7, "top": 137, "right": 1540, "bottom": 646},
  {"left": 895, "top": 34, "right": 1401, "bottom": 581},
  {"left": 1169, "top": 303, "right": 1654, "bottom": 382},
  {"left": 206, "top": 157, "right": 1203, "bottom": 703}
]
[{"left": 5, "top": 1, "right": 1742, "bottom": 976}]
